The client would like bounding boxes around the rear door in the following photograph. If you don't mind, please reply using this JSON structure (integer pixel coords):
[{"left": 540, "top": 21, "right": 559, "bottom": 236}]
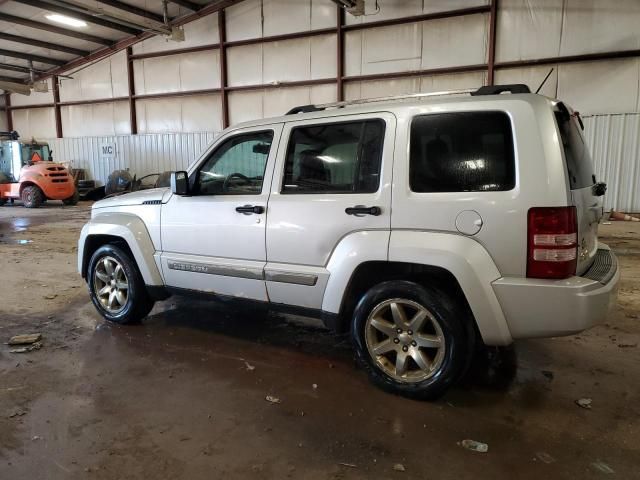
[
  {"left": 265, "top": 113, "right": 395, "bottom": 309},
  {"left": 554, "top": 103, "right": 602, "bottom": 274}
]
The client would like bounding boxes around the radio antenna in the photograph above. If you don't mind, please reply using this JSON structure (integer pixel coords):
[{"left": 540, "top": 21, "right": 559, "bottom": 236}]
[{"left": 535, "top": 68, "right": 554, "bottom": 94}]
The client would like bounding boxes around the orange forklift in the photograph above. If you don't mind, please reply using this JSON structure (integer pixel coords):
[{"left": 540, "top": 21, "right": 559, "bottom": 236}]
[{"left": 0, "top": 131, "right": 78, "bottom": 208}]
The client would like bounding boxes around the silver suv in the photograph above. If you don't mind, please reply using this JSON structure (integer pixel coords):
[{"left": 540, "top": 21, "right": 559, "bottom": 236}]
[{"left": 78, "top": 84, "right": 619, "bottom": 399}]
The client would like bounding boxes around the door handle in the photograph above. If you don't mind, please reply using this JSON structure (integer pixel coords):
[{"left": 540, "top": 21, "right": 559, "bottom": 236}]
[
  {"left": 235, "top": 205, "right": 265, "bottom": 214},
  {"left": 345, "top": 205, "right": 381, "bottom": 216}
]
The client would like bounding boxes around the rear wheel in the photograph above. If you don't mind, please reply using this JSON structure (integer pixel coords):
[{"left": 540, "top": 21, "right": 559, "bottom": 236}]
[
  {"left": 63, "top": 190, "right": 79, "bottom": 206},
  {"left": 351, "top": 281, "right": 473, "bottom": 400},
  {"left": 21, "top": 185, "right": 43, "bottom": 208},
  {"left": 88, "top": 244, "right": 155, "bottom": 324},
  {"left": 0, "top": 199, "right": 7, "bottom": 206}
]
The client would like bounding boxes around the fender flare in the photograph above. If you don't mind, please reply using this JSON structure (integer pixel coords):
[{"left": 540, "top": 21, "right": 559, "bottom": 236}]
[
  {"left": 388, "top": 231, "right": 512, "bottom": 346},
  {"left": 78, "top": 212, "right": 163, "bottom": 286},
  {"left": 322, "top": 230, "right": 513, "bottom": 346}
]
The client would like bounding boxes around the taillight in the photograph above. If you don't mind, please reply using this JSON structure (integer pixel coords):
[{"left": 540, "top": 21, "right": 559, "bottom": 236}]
[{"left": 527, "top": 207, "right": 577, "bottom": 279}]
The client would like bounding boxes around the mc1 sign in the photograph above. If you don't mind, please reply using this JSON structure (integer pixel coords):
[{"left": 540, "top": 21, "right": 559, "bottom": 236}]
[{"left": 101, "top": 143, "right": 115, "bottom": 159}]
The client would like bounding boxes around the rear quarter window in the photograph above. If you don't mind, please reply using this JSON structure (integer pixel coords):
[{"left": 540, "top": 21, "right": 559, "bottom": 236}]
[
  {"left": 410, "top": 111, "right": 515, "bottom": 192},
  {"left": 554, "top": 107, "right": 594, "bottom": 190}
]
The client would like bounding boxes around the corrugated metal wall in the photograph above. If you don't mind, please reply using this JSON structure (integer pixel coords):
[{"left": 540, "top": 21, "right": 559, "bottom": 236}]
[
  {"left": 584, "top": 113, "right": 640, "bottom": 213},
  {"left": 47, "top": 132, "right": 218, "bottom": 184}
]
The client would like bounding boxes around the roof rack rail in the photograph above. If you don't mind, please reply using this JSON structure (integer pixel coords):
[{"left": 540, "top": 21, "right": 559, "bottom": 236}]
[
  {"left": 471, "top": 84, "right": 531, "bottom": 96},
  {"left": 285, "top": 84, "right": 532, "bottom": 115},
  {"left": 285, "top": 88, "right": 476, "bottom": 115}
]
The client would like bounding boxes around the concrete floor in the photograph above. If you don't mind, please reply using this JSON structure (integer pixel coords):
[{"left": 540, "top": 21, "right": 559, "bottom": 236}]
[{"left": 0, "top": 202, "right": 639, "bottom": 479}]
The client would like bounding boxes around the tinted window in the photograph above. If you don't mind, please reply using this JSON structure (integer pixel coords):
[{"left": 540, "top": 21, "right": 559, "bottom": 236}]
[
  {"left": 196, "top": 131, "right": 273, "bottom": 195},
  {"left": 410, "top": 112, "right": 515, "bottom": 192},
  {"left": 554, "top": 108, "right": 594, "bottom": 189},
  {"left": 282, "top": 120, "right": 385, "bottom": 194}
]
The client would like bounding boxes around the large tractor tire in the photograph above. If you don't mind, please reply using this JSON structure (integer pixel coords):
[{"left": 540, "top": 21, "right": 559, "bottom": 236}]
[
  {"left": 21, "top": 185, "right": 44, "bottom": 208},
  {"left": 63, "top": 189, "right": 80, "bottom": 206}
]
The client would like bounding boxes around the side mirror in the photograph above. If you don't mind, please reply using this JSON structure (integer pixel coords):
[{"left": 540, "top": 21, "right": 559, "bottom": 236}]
[{"left": 171, "top": 171, "right": 189, "bottom": 196}]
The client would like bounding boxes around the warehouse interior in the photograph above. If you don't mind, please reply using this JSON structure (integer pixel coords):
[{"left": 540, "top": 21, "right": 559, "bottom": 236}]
[{"left": 1, "top": 0, "right": 639, "bottom": 478}]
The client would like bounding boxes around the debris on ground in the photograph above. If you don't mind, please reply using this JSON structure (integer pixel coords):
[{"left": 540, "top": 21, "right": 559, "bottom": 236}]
[
  {"left": 312, "top": 383, "right": 318, "bottom": 389},
  {"left": 536, "top": 452, "right": 556, "bottom": 464},
  {"left": 460, "top": 439, "right": 489, "bottom": 453},
  {"left": 338, "top": 463, "right": 357, "bottom": 468},
  {"left": 244, "top": 361, "right": 255, "bottom": 371},
  {"left": 44, "top": 294, "right": 57, "bottom": 300},
  {"left": 392, "top": 463, "right": 406, "bottom": 472},
  {"left": 576, "top": 398, "right": 593, "bottom": 409},
  {"left": 8, "top": 333, "right": 42, "bottom": 345},
  {"left": 8, "top": 409, "right": 27, "bottom": 418},
  {"left": 618, "top": 343, "right": 637, "bottom": 348},
  {"left": 591, "top": 461, "right": 615, "bottom": 474},
  {"left": 541, "top": 370, "right": 554, "bottom": 381},
  {"left": 265, "top": 395, "right": 281, "bottom": 404},
  {"left": 10, "top": 341, "right": 42, "bottom": 354}
]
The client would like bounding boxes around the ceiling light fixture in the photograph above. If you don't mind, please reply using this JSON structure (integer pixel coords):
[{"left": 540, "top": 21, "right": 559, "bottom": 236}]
[{"left": 45, "top": 14, "right": 88, "bottom": 28}]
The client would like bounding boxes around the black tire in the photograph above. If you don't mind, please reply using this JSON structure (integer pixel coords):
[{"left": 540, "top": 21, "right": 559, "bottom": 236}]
[
  {"left": 21, "top": 185, "right": 43, "bottom": 208},
  {"left": 351, "top": 281, "right": 474, "bottom": 400},
  {"left": 63, "top": 189, "right": 79, "bottom": 206},
  {"left": 0, "top": 199, "right": 7, "bottom": 206},
  {"left": 87, "top": 244, "right": 155, "bottom": 324}
]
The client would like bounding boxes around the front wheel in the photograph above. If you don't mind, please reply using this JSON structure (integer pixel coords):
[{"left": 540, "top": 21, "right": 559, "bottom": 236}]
[
  {"left": 21, "top": 185, "right": 43, "bottom": 208},
  {"left": 63, "top": 189, "right": 79, "bottom": 206},
  {"left": 351, "top": 281, "right": 474, "bottom": 400},
  {"left": 88, "top": 244, "right": 155, "bottom": 324}
]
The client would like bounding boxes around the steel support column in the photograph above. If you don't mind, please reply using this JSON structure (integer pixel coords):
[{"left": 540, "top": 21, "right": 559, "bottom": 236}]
[
  {"left": 4, "top": 93, "right": 12, "bottom": 131},
  {"left": 126, "top": 47, "right": 137, "bottom": 135},
  {"left": 487, "top": 0, "right": 498, "bottom": 85},
  {"left": 336, "top": 5, "right": 344, "bottom": 101},
  {"left": 52, "top": 76, "right": 62, "bottom": 138},
  {"left": 219, "top": 10, "right": 229, "bottom": 129}
]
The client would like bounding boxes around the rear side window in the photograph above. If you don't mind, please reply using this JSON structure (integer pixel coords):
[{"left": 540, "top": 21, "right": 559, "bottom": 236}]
[
  {"left": 554, "top": 107, "right": 594, "bottom": 190},
  {"left": 282, "top": 120, "right": 385, "bottom": 194},
  {"left": 410, "top": 112, "right": 515, "bottom": 192}
]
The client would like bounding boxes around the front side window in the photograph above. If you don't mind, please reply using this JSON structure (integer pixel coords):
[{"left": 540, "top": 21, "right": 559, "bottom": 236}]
[
  {"left": 410, "top": 112, "right": 515, "bottom": 192},
  {"left": 282, "top": 120, "right": 385, "bottom": 194},
  {"left": 195, "top": 131, "right": 273, "bottom": 195}
]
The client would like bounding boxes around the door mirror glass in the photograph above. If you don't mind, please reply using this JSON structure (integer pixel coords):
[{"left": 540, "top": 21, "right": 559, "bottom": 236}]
[{"left": 171, "top": 171, "right": 189, "bottom": 196}]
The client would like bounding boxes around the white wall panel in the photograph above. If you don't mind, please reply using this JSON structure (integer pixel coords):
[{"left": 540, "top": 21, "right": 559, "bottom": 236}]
[
  {"left": 132, "top": 14, "right": 220, "bottom": 55},
  {"left": 560, "top": 0, "right": 640, "bottom": 57},
  {"left": 11, "top": 107, "right": 56, "bottom": 140},
  {"left": 557, "top": 58, "right": 640, "bottom": 115},
  {"left": 344, "top": 71, "right": 485, "bottom": 100},
  {"left": 583, "top": 113, "right": 640, "bottom": 212},
  {"left": 228, "top": 35, "right": 335, "bottom": 87},
  {"left": 227, "top": 44, "right": 263, "bottom": 86},
  {"left": 494, "top": 66, "right": 559, "bottom": 98},
  {"left": 229, "top": 84, "right": 336, "bottom": 124},
  {"left": 134, "top": 50, "right": 221, "bottom": 95},
  {"left": 311, "top": 0, "right": 336, "bottom": 30},
  {"left": 345, "top": 0, "right": 422, "bottom": 25},
  {"left": 47, "top": 131, "right": 218, "bottom": 185},
  {"left": 60, "top": 51, "right": 128, "bottom": 102},
  {"left": 346, "top": 23, "right": 422, "bottom": 76},
  {"left": 422, "top": 0, "right": 489, "bottom": 14},
  {"left": 225, "top": 0, "right": 262, "bottom": 42},
  {"left": 496, "top": 0, "right": 563, "bottom": 62},
  {"left": 421, "top": 14, "right": 488, "bottom": 69},
  {"left": 136, "top": 94, "right": 222, "bottom": 133},
  {"left": 10, "top": 79, "right": 54, "bottom": 107},
  {"left": 61, "top": 101, "right": 130, "bottom": 137}
]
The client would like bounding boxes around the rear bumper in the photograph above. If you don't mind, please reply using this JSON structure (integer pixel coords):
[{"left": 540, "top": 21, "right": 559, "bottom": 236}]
[{"left": 492, "top": 244, "right": 619, "bottom": 339}]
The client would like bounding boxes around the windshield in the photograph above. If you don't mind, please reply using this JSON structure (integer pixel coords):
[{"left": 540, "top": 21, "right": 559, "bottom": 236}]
[
  {"left": 21, "top": 144, "right": 51, "bottom": 164},
  {"left": 554, "top": 106, "right": 594, "bottom": 190}
]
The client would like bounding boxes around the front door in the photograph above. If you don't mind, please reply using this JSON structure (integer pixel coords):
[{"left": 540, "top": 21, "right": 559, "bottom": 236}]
[{"left": 160, "top": 124, "right": 283, "bottom": 300}]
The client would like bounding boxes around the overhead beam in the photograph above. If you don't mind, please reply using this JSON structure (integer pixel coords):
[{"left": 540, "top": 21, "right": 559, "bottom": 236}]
[
  {"left": 36, "top": 0, "right": 243, "bottom": 81},
  {"left": 13, "top": 0, "right": 142, "bottom": 35},
  {"left": 0, "top": 32, "right": 89, "bottom": 57},
  {"left": 169, "top": 0, "right": 201, "bottom": 12},
  {"left": 0, "top": 48, "right": 67, "bottom": 66},
  {"left": 94, "top": 0, "right": 165, "bottom": 24},
  {"left": 0, "top": 12, "right": 113, "bottom": 45},
  {"left": 0, "top": 75, "right": 26, "bottom": 83},
  {"left": 0, "top": 63, "right": 34, "bottom": 74}
]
